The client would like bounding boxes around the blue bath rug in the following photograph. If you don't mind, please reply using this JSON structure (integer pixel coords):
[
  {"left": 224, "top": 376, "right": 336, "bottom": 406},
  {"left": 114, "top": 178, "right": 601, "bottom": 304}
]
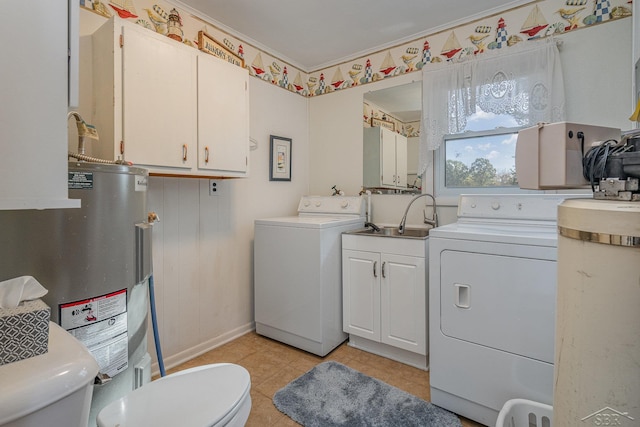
[{"left": 273, "top": 361, "right": 462, "bottom": 427}]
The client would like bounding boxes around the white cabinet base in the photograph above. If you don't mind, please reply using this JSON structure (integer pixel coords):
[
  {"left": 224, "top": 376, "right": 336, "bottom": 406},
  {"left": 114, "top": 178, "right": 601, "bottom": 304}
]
[{"left": 348, "top": 335, "right": 428, "bottom": 370}]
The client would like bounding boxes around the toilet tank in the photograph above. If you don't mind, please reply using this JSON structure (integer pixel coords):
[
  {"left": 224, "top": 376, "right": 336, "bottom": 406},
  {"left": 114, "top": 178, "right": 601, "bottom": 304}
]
[{"left": 0, "top": 322, "right": 99, "bottom": 427}]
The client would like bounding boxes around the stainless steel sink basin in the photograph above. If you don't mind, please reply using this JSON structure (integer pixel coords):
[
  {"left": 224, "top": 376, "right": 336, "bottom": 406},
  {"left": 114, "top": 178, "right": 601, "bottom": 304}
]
[{"left": 348, "top": 227, "right": 430, "bottom": 239}]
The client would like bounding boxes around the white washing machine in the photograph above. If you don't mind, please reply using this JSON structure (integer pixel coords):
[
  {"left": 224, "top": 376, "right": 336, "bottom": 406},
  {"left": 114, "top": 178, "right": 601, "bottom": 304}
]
[
  {"left": 254, "top": 195, "right": 365, "bottom": 356},
  {"left": 428, "top": 194, "right": 583, "bottom": 426}
]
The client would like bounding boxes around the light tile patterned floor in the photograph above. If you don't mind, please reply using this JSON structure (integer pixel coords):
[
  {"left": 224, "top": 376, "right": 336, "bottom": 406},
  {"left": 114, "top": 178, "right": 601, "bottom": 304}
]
[{"left": 169, "top": 332, "right": 485, "bottom": 427}]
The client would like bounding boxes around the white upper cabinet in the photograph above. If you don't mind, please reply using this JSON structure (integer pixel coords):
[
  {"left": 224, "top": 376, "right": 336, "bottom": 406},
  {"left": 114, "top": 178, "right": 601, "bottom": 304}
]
[
  {"left": 197, "top": 52, "right": 249, "bottom": 176},
  {"left": 90, "top": 17, "right": 249, "bottom": 177},
  {"left": 0, "top": 0, "right": 80, "bottom": 210},
  {"left": 634, "top": 0, "right": 639, "bottom": 68},
  {"left": 363, "top": 126, "right": 408, "bottom": 189},
  {"left": 121, "top": 23, "right": 198, "bottom": 170},
  {"left": 633, "top": 0, "right": 640, "bottom": 119}
]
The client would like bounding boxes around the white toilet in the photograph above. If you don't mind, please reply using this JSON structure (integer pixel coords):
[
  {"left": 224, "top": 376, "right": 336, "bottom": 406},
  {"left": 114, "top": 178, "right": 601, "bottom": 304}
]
[
  {"left": 0, "top": 323, "right": 251, "bottom": 427},
  {"left": 96, "top": 363, "right": 252, "bottom": 427},
  {"left": 0, "top": 322, "right": 99, "bottom": 427}
]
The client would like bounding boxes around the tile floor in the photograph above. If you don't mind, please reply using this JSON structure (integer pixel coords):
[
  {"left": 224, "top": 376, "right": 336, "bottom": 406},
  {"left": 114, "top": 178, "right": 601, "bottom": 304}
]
[{"left": 169, "top": 332, "right": 485, "bottom": 427}]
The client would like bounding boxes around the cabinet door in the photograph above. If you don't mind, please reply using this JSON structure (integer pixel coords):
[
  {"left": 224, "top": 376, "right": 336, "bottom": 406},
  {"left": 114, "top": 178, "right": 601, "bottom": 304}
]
[
  {"left": 197, "top": 53, "right": 249, "bottom": 175},
  {"left": 380, "top": 127, "right": 397, "bottom": 187},
  {"left": 342, "top": 249, "right": 381, "bottom": 341},
  {"left": 0, "top": 0, "right": 79, "bottom": 209},
  {"left": 395, "top": 134, "right": 408, "bottom": 188},
  {"left": 381, "top": 254, "right": 426, "bottom": 354},
  {"left": 121, "top": 24, "right": 197, "bottom": 169}
]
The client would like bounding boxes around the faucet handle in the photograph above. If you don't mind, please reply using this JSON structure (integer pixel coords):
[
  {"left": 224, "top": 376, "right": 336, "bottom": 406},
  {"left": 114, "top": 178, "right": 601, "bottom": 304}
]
[{"left": 422, "top": 208, "right": 438, "bottom": 227}]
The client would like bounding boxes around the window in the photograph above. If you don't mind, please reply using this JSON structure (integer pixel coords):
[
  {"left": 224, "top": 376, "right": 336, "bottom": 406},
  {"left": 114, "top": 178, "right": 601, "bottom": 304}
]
[
  {"left": 442, "top": 128, "right": 520, "bottom": 188},
  {"left": 435, "top": 109, "right": 532, "bottom": 198}
]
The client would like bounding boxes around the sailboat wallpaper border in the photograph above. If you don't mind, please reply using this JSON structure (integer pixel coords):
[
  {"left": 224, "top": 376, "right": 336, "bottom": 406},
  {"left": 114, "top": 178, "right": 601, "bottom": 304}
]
[{"left": 81, "top": 0, "right": 632, "bottom": 99}]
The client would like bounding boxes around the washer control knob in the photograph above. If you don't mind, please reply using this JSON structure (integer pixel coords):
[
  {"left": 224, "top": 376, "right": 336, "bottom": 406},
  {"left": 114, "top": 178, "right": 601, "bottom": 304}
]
[
  {"left": 303, "top": 200, "right": 310, "bottom": 207},
  {"left": 315, "top": 201, "right": 322, "bottom": 207},
  {"left": 341, "top": 200, "right": 349, "bottom": 208},
  {"left": 491, "top": 202, "right": 501, "bottom": 210}
]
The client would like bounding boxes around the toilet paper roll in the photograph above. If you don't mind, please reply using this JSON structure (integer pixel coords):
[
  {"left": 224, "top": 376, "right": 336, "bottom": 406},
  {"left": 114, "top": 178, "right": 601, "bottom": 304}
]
[{"left": 0, "top": 276, "right": 48, "bottom": 309}]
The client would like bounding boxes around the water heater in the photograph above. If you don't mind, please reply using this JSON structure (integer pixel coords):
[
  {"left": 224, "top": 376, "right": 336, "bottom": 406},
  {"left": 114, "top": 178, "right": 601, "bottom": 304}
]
[{"left": 0, "top": 162, "right": 153, "bottom": 426}]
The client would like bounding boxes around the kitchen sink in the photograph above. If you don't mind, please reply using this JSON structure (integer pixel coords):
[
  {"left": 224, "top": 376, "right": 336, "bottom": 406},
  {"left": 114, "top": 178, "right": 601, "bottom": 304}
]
[{"left": 347, "top": 227, "right": 430, "bottom": 239}]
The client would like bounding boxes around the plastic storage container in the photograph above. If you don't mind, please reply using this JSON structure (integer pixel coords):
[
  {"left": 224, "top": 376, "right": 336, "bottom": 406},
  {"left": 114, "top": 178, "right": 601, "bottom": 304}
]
[
  {"left": 555, "top": 199, "right": 640, "bottom": 425},
  {"left": 496, "top": 399, "right": 553, "bottom": 427}
]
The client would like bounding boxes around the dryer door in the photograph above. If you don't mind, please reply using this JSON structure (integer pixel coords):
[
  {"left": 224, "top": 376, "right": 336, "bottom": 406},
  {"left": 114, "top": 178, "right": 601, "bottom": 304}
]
[{"left": 440, "top": 249, "right": 556, "bottom": 363}]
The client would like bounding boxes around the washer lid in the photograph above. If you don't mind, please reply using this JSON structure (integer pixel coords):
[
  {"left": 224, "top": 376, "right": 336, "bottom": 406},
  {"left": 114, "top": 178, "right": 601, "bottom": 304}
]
[
  {"left": 0, "top": 322, "right": 99, "bottom": 424},
  {"left": 97, "top": 363, "right": 251, "bottom": 427},
  {"left": 255, "top": 215, "right": 364, "bottom": 229}
]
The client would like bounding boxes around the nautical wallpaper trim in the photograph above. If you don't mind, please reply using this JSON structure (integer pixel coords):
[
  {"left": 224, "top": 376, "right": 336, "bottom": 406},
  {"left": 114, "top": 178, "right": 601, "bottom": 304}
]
[
  {"left": 364, "top": 101, "right": 421, "bottom": 138},
  {"left": 82, "top": 0, "right": 631, "bottom": 98}
]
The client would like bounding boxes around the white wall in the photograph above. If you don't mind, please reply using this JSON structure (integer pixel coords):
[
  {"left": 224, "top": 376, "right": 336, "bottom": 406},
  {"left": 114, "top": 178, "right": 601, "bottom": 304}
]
[
  {"left": 309, "top": 17, "right": 632, "bottom": 228},
  {"left": 560, "top": 18, "right": 632, "bottom": 130}
]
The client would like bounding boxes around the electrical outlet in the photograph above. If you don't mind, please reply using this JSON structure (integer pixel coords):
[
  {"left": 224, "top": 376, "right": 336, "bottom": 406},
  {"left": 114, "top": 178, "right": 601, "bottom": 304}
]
[{"left": 209, "top": 179, "right": 223, "bottom": 196}]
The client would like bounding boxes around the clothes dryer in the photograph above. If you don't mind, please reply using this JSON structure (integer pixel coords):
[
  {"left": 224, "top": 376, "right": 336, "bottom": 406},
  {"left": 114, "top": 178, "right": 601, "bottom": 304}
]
[{"left": 428, "top": 194, "right": 583, "bottom": 426}]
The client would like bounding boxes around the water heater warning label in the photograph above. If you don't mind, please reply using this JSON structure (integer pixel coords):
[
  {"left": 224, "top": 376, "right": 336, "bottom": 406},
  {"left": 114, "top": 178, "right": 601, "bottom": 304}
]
[
  {"left": 60, "top": 289, "right": 128, "bottom": 378},
  {"left": 68, "top": 171, "right": 94, "bottom": 189}
]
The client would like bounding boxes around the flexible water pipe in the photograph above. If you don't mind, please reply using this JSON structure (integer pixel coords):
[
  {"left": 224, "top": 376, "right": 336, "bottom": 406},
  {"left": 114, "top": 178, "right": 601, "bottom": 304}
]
[
  {"left": 68, "top": 151, "right": 118, "bottom": 164},
  {"left": 149, "top": 275, "right": 166, "bottom": 377}
]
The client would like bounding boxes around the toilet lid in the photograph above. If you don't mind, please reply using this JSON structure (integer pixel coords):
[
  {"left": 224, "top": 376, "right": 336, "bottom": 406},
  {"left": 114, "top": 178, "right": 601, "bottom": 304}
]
[{"left": 97, "top": 363, "right": 250, "bottom": 427}]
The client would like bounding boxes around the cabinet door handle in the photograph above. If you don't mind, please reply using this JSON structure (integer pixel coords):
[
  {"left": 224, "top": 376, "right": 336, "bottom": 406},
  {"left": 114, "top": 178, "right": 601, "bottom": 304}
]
[
  {"left": 182, "top": 144, "right": 188, "bottom": 161},
  {"left": 381, "top": 261, "right": 386, "bottom": 278},
  {"left": 373, "top": 261, "right": 377, "bottom": 278},
  {"left": 204, "top": 146, "right": 209, "bottom": 164}
]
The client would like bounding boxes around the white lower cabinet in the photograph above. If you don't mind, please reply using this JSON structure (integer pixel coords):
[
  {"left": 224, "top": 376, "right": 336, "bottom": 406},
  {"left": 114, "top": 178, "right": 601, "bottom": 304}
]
[{"left": 342, "top": 233, "right": 428, "bottom": 369}]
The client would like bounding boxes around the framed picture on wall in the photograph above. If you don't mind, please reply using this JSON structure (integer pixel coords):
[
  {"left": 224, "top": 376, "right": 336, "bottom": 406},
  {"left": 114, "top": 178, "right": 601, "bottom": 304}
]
[{"left": 269, "top": 135, "right": 292, "bottom": 181}]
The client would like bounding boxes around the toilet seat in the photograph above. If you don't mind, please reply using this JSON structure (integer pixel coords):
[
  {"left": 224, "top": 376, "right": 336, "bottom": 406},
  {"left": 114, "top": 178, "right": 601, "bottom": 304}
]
[{"left": 96, "top": 363, "right": 251, "bottom": 427}]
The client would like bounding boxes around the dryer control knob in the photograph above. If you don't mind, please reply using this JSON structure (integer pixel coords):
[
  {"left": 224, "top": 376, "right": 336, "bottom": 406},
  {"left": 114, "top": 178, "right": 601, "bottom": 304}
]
[
  {"left": 341, "top": 200, "right": 349, "bottom": 208},
  {"left": 491, "top": 202, "right": 501, "bottom": 210},
  {"left": 303, "top": 200, "right": 310, "bottom": 207},
  {"left": 315, "top": 201, "right": 322, "bottom": 207}
]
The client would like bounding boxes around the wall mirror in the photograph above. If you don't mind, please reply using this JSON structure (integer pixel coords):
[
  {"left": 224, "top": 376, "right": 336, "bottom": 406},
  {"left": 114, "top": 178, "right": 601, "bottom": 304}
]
[{"left": 363, "top": 81, "right": 422, "bottom": 193}]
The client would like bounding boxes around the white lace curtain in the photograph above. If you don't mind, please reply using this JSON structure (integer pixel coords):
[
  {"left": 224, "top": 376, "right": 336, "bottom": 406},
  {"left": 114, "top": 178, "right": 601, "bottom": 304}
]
[{"left": 419, "top": 39, "right": 566, "bottom": 177}]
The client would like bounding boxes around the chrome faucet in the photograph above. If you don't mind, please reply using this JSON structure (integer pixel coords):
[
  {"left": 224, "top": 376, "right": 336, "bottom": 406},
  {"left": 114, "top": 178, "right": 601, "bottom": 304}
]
[{"left": 398, "top": 193, "right": 438, "bottom": 234}]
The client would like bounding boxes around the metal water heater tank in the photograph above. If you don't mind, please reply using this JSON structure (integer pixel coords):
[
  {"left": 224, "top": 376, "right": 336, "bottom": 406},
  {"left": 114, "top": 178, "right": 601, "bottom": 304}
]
[
  {"left": 555, "top": 198, "right": 640, "bottom": 426},
  {"left": 0, "top": 162, "right": 153, "bottom": 427}
]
